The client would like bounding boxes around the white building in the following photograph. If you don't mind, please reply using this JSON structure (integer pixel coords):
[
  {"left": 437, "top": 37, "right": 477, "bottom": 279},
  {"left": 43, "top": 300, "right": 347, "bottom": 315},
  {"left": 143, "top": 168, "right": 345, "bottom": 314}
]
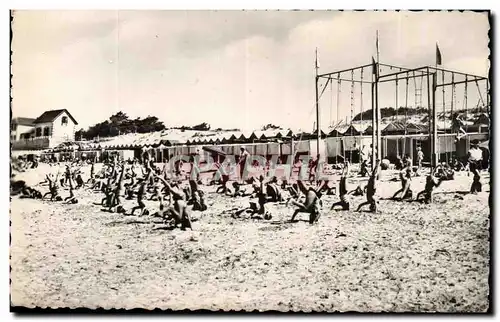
[
  {"left": 11, "top": 117, "right": 36, "bottom": 141},
  {"left": 11, "top": 109, "right": 78, "bottom": 152}
]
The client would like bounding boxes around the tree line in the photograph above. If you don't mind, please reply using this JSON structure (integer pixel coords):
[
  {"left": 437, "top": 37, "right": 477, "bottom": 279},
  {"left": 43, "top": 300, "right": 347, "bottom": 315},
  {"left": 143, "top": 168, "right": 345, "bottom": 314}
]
[{"left": 75, "top": 112, "right": 278, "bottom": 141}]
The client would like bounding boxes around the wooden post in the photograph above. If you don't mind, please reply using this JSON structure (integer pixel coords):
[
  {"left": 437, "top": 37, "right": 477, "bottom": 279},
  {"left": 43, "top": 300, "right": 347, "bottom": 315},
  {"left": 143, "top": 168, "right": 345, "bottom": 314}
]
[
  {"left": 290, "top": 136, "right": 294, "bottom": 180},
  {"left": 432, "top": 72, "right": 438, "bottom": 166},
  {"left": 426, "top": 68, "right": 433, "bottom": 168},
  {"left": 315, "top": 48, "right": 321, "bottom": 172},
  {"left": 375, "top": 70, "right": 381, "bottom": 169},
  {"left": 486, "top": 78, "right": 490, "bottom": 136},
  {"left": 371, "top": 69, "right": 376, "bottom": 169}
]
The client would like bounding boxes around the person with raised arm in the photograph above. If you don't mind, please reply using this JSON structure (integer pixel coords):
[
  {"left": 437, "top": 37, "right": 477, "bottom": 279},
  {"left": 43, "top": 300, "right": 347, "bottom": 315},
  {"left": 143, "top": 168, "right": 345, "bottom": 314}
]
[{"left": 356, "top": 159, "right": 381, "bottom": 213}]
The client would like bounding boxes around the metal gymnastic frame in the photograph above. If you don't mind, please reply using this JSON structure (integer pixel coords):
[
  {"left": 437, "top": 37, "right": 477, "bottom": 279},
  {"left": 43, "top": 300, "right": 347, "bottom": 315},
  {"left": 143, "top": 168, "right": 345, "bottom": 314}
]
[{"left": 316, "top": 62, "right": 489, "bottom": 170}]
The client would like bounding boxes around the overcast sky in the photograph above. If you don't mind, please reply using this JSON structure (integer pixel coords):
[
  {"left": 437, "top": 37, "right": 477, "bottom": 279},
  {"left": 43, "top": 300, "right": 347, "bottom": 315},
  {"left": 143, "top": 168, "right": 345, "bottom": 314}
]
[{"left": 11, "top": 10, "right": 489, "bottom": 132}]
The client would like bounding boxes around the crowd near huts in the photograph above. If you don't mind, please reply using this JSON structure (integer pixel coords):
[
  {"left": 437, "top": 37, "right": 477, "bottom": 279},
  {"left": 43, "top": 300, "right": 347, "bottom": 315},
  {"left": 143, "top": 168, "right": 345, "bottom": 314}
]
[{"left": 28, "top": 118, "right": 489, "bottom": 167}]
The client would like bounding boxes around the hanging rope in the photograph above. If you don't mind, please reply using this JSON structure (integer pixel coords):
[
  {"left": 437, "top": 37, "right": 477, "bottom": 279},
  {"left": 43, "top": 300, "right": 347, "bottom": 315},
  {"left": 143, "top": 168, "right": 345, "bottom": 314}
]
[
  {"left": 413, "top": 71, "right": 424, "bottom": 110},
  {"left": 336, "top": 73, "right": 341, "bottom": 164},
  {"left": 413, "top": 71, "right": 417, "bottom": 108},
  {"left": 360, "top": 67, "right": 364, "bottom": 164},
  {"left": 442, "top": 70, "right": 446, "bottom": 164},
  {"left": 452, "top": 74, "right": 456, "bottom": 119},
  {"left": 475, "top": 78, "right": 485, "bottom": 110},
  {"left": 350, "top": 70, "right": 355, "bottom": 164},
  {"left": 332, "top": 73, "right": 344, "bottom": 163},
  {"left": 337, "top": 73, "right": 341, "bottom": 124},
  {"left": 403, "top": 73, "right": 409, "bottom": 156},
  {"left": 395, "top": 75, "right": 399, "bottom": 156},
  {"left": 330, "top": 76, "right": 333, "bottom": 127},
  {"left": 464, "top": 76, "right": 468, "bottom": 134},
  {"left": 451, "top": 73, "right": 458, "bottom": 150}
]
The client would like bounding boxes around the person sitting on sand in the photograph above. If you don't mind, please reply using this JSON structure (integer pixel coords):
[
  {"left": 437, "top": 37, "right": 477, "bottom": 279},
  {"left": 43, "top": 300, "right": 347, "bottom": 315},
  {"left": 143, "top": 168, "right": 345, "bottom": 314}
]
[
  {"left": 289, "top": 179, "right": 323, "bottom": 224},
  {"left": 415, "top": 166, "right": 444, "bottom": 204},
  {"left": 287, "top": 182, "right": 300, "bottom": 200},
  {"left": 359, "top": 159, "right": 369, "bottom": 177},
  {"left": 154, "top": 173, "right": 193, "bottom": 230},
  {"left": 20, "top": 186, "right": 42, "bottom": 199},
  {"left": 129, "top": 178, "right": 147, "bottom": 216},
  {"left": 349, "top": 184, "right": 366, "bottom": 197},
  {"left": 43, "top": 173, "right": 63, "bottom": 201},
  {"left": 265, "top": 176, "right": 284, "bottom": 203},
  {"left": 187, "top": 180, "right": 207, "bottom": 212},
  {"left": 356, "top": 159, "right": 381, "bottom": 213},
  {"left": 229, "top": 181, "right": 250, "bottom": 197},
  {"left": 470, "top": 165, "right": 482, "bottom": 194},
  {"left": 214, "top": 161, "right": 231, "bottom": 194},
  {"left": 101, "top": 183, "right": 114, "bottom": 207},
  {"left": 317, "top": 179, "right": 336, "bottom": 196},
  {"left": 92, "top": 176, "right": 106, "bottom": 192},
  {"left": 392, "top": 164, "right": 413, "bottom": 201},
  {"left": 232, "top": 175, "right": 272, "bottom": 220},
  {"left": 436, "top": 162, "right": 455, "bottom": 181},
  {"left": 64, "top": 177, "right": 78, "bottom": 204},
  {"left": 331, "top": 161, "right": 351, "bottom": 211},
  {"left": 75, "top": 171, "right": 84, "bottom": 189},
  {"left": 452, "top": 158, "right": 465, "bottom": 172}
]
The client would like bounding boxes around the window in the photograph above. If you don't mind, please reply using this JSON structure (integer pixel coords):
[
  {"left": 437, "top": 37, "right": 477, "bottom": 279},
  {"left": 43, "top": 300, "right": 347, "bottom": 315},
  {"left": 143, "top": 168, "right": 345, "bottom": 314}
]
[
  {"left": 35, "top": 128, "right": 42, "bottom": 137},
  {"left": 43, "top": 127, "right": 50, "bottom": 137},
  {"left": 61, "top": 116, "right": 68, "bottom": 126},
  {"left": 10, "top": 135, "right": 15, "bottom": 141},
  {"left": 11, "top": 123, "right": 17, "bottom": 131}
]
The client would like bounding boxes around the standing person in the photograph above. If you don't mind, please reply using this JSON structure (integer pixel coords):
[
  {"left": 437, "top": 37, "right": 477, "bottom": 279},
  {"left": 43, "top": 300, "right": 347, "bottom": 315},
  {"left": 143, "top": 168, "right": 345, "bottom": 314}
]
[
  {"left": 359, "top": 159, "right": 369, "bottom": 177},
  {"left": 142, "top": 148, "right": 150, "bottom": 165},
  {"left": 62, "top": 164, "right": 72, "bottom": 187},
  {"left": 308, "top": 154, "right": 320, "bottom": 182},
  {"left": 87, "top": 161, "right": 95, "bottom": 184},
  {"left": 468, "top": 140, "right": 483, "bottom": 173},
  {"left": 416, "top": 146, "right": 424, "bottom": 175},
  {"left": 238, "top": 147, "right": 250, "bottom": 182}
]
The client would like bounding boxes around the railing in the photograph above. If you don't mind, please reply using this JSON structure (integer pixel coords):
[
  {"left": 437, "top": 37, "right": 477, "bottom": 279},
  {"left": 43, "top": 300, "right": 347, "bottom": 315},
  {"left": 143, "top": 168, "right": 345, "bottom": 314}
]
[{"left": 11, "top": 137, "right": 51, "bottom": 150}]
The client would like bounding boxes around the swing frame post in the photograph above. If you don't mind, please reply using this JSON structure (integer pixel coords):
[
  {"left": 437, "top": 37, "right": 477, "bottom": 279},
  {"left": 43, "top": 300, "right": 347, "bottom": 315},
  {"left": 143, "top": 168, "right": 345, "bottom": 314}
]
[
  {"left": 371, "top": 67, "right": 377, "bottom": 170},
  {"left": 395, "top": 74, "right": 399, "bottom": 157},
  {"left": 426, "top": 68, "right": 434, "bottom": 169},
  {"left": 432, "top": 71, "right": 438, "bottom": 168}
]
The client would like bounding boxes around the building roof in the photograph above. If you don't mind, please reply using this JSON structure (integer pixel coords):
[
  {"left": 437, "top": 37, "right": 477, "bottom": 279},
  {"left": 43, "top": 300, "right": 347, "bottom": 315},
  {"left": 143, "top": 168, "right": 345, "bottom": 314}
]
[
  {"left": 12, "top": 117, "right": 36, "bottom": 126},
  {"left": 33, "top": 109, "right": 78, "bottom": 125}
]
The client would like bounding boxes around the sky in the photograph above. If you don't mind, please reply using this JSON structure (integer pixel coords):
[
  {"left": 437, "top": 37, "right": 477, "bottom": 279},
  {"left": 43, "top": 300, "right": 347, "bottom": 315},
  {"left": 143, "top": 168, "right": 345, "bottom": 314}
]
[{"left": 11, "top": 10, "right": 490, "bottom": 132}]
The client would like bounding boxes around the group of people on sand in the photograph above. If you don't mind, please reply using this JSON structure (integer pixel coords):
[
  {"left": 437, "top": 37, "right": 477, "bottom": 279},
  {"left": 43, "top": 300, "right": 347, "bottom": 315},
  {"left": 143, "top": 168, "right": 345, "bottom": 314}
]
[{"left": 11, "top": 138, "right": 487, "bottom": 229}]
